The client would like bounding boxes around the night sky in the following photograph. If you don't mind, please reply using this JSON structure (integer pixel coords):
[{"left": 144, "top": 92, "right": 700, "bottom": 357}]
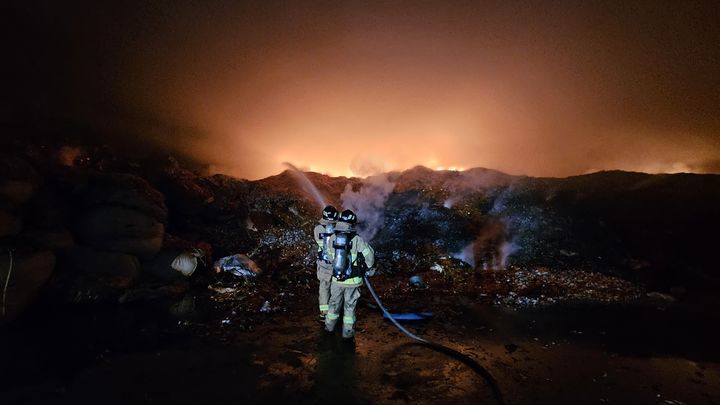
[{"left": 6, "top": 0, "right": 720, "bottom": 179}]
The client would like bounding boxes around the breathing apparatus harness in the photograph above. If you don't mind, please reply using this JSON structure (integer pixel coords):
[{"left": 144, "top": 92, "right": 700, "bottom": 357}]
[
  {"left": 319, "top": 223, "right": 335, "bottom": 264},
  {"left": 332, "top": 230, "right": 364, "bottom": 281}
]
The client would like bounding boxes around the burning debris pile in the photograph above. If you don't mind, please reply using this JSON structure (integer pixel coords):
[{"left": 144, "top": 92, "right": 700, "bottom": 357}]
[{"left": 1, "top": 139, "right": 719, "bottom": 329}]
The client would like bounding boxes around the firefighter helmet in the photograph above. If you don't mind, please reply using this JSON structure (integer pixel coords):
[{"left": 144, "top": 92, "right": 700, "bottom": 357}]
[
  {"left": 322, "top": 205, "right": 339, "bottom": 221},
  {"left": 339, "top": 209, "right": 357, "bottom": 225}
]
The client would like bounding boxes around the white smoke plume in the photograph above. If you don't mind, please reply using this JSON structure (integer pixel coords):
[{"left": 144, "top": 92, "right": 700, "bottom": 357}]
[
  {"left": 500, "top": 241, "right": 519, "bottom": 268},
  {"left": 341, "top": 173, "right": 395, "bottom": 241},
  {"left": 451, "top": 243, "right": 476, "bottom": 268},
  {"left": 442, "top": 168, "right": 514, "bottom": 208}
]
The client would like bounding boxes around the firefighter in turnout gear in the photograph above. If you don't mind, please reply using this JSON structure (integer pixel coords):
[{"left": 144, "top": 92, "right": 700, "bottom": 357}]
[
  {"left": 314, "top": 205, "right": 339, "bottom": 322},
  {"left": 324, "top": 209, "right": 376, "bottom": 339}
]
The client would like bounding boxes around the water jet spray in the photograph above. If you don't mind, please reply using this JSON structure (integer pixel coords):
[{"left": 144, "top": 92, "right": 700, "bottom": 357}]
[{"left": 282, "top": 162, "right": 327, "bottom": 209}]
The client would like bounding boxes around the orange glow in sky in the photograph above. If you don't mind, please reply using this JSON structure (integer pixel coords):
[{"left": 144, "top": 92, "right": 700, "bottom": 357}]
[{"left": 15, "top": 2, "right": 720, "bottom": 179}]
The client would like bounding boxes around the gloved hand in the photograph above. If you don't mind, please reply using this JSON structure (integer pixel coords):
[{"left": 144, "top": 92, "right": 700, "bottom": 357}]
[{"left": 365, "top": 268, "right": 376, "bottom": 277}]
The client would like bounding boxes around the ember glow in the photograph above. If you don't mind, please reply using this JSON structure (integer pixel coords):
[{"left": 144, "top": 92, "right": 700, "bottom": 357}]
[{"left": 8, "top": 1, "right": 720, "bottom": 179}]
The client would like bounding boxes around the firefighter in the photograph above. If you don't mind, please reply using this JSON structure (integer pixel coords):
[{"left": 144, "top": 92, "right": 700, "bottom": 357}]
[
  {"left": 314, "top": 205, "right": 339, "bottom": 322},
  {"left": 324, "top": 209, "right": 375, "bottom": 339}
]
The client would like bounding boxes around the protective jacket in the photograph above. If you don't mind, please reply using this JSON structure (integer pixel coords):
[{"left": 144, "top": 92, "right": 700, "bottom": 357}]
[{"left": 314, "top": 222, "right": 335, "bottom": 316}]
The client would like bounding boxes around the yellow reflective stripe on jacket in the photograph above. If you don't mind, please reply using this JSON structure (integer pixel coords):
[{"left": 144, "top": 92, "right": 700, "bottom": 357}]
[{"left": 333, "top": 276, "right": 363, "bottom": 286}]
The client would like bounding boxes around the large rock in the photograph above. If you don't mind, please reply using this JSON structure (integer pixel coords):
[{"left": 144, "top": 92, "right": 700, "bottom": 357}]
[
  {"left": 0, "top": 250, "right": 55, "bottom": 324},
  {"left": 74, "top": 206, "right": 165, "bottom": 259},
  {"left": 0, "top": 210, "right": 22, "bottom": 237}
]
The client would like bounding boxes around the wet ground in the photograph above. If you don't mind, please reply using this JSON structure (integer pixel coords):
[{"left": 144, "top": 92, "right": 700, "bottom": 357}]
[{"left": 2, "top": 273, "right": 720, "bottom": 405}]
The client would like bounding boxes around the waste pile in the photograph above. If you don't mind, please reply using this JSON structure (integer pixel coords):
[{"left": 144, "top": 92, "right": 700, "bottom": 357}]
[{"left": 1, "top": 139, "right": 717, "bottom": 330}]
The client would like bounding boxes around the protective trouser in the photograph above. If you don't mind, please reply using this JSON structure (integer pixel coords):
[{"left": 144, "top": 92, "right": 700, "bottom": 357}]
[
  {"left": 324, "top": 283, "right": 361, "bottom": 338},
  {"left": 316, "top": 260, "right": 333, "bottom": 316}
]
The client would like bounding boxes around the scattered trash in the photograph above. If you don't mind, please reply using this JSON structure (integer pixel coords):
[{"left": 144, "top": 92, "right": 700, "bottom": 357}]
[
  {"left": 209, "top": 287, "right": 237, "bottom": 294},
  {"left": 481, "top": 267, "right": 643, "bottom": 308},
  {"left": 430, "top": 263, "right": 443, "bottom": 273},
  {"left": 409, "top": 275, "right": 425, "bottom": 288},
  {"left": 214, "top": 254, "right": 262, "bottom": 278},
  {"left": 171, "top": 248, "right": 205, "bottom": 276},
  {"left": 647, "top": 291, "right": 676, "bottom": 302},
  {"left": 260, "top": 300, "right": 271, "bottom": 312},
  {"left": 661, "top": 400, "right": 687, "bottom": 405}
]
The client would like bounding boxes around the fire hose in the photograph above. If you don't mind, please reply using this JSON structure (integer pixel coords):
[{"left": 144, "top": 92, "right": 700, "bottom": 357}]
[
  {"left": 364, "top": 275, "right": 505, "bottom": 405},
  {"left": 2, "top": 249, "right": 13, "bottom": 318}
]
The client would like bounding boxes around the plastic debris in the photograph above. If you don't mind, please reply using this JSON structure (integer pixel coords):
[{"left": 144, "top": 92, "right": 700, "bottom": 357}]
[
  {"left": 382, "top": 312, "right": 433, "bottom": 321},
  {"left": 260, "top": 300, "right": 271, "bottom": 312},
  {"left": 171, "top": 248, "right": 205, "bottom": 276},
  {"left": 214, "top": 254, "right": 262, "bottom": 278},
  {"left": 409, "top": 275, "right": 425, "bottom": 288}
]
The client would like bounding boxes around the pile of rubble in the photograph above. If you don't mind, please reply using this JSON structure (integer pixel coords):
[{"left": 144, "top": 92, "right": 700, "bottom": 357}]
[{"left": 481, "top": 267, "right": 644, "bottom": 308}]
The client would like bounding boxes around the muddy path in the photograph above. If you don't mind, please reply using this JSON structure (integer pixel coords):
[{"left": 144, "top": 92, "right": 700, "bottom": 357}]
[{"left": 2, "top": 275, "right": 720, "bottom": 405}]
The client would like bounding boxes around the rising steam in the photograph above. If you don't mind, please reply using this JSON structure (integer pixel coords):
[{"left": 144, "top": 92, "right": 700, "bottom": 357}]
[{"left": 341, "top": 173, "right": 395, "bottom": 241}]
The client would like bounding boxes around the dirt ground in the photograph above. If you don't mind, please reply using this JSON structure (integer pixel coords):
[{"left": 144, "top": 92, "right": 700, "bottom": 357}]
[{"left": 2, "top": 274, "right": 720, "bottom": 405}]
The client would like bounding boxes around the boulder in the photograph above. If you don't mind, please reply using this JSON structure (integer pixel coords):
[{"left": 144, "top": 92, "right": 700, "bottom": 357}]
[
  {"left": 0, "top": 211, "right": 22, "bottom": 237},
  {"left": 0, "top": 250, "right": 55, "bottom": 324}
]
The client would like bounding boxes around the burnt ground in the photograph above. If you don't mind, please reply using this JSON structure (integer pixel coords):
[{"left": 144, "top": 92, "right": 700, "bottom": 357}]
[{"left": 2, "top": 269, "right": 720, "bottom": 405}]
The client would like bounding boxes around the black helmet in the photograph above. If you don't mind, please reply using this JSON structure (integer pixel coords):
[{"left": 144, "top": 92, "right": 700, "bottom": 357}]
[
  {"left": 322, "top": 205, "right": 339, "bottom": 221},
  {"left": 339, "top": 209, "right": 357, "bottom": 224}
]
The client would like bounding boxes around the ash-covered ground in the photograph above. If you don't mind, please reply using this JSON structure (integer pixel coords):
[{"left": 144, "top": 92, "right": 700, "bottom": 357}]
[{"left": 1, "top": 141, "right": 720, "bottom": 404}]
